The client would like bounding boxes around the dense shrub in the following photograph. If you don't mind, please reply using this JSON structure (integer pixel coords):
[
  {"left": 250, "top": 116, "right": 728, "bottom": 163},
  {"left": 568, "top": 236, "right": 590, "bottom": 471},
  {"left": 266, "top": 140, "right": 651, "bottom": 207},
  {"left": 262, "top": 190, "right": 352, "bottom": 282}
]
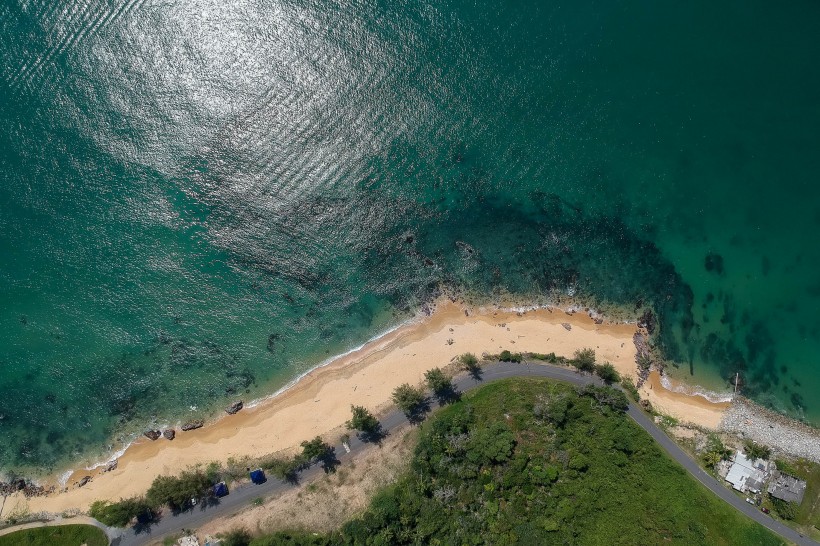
[
  {"left": 702, "top": 434, "right": 731, "bottom": 468},
  {"left": 300, "top": 437, "right": 331, "bottom": 463},
  {"left": 424, "top": 368, "right": 451, "bottom": 394},
  {"left": 89, "top": 497, "right": 153, "bottom": 527},
  {"left": 459, "top": 352, "right": 480, "bottom": 373},
  {"left": 577, "top": 384, "right": 629, "bottom": 412},
  {"left": 240, "top": 379, "right": 781, "bottom": 546},
  {"left": 221, "top": 528, "right": 252, "bottom": 546},
  {"left": 744, "top": 440, "right": 771, "bottom": 461},
  {"left": 392, "top": 383, "right": 426, "bottom": 416},
  {"left": 620, "top": 377, "right": 640, "bottom": 401},
  {"left": 346, "top": 405, "right": 379, "bottom": 434},
  {"left": 572, "top": 348, "right": 596, "bottom": 372},
  {"left": 260, "top": 456, "right": 302, "bottom": 483},
  {"left": 770, "top": 496, "right": 798, "bottom": 520},
  {"left": 145, "top": 470, "right": 212, "bottom": 510},
  {"left": 498, "top": 350, "right": 522, "bottom": 363},
  {"left": 594, "top": 362, "right": 620, "bottom": 384}
]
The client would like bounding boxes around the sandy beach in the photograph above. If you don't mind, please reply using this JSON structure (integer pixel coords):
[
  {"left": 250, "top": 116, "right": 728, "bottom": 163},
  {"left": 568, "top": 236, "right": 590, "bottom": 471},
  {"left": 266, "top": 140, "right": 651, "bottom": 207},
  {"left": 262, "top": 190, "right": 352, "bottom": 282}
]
[{"left": 7, "top": 300, "right": 730, "bottom": 516}]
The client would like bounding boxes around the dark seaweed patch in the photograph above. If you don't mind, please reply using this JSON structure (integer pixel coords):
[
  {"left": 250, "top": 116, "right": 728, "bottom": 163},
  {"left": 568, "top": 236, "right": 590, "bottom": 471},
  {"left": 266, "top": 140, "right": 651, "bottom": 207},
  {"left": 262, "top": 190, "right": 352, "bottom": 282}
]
[{"left": 704, "top": 252, "right": 724, "bottom": 275}]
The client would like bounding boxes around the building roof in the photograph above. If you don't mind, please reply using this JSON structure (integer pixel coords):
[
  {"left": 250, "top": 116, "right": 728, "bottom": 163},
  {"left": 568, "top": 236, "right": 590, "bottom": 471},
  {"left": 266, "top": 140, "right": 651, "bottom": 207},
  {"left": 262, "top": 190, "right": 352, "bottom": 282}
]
[
  {"left": 725, "top": 451, "right": 770, "bottom": 493},
  {"left": 767, "top": 473, "right": 807, "bottom": 504}
]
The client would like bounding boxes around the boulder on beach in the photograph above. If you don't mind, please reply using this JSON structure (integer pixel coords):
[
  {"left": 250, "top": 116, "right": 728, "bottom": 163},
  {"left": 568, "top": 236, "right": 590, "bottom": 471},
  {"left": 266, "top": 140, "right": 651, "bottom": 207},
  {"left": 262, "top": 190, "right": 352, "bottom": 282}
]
[
  {"left": 78, "top": 476, "right": 91, "bottom": 487},
  {"left": 225, "top": 401, "right": 244, "bottom": 415},
  {"left": 181, "top": 419, "right": 204, "bottom": 431},
  {"left": 561, "top": 323, "right": 572, "bottom": 331},
  {"left": 163, "top": 429, "right": 176, "bottom": 440},
  {"left": 144, "top": 430, "right": 161, "bottom": 441}
]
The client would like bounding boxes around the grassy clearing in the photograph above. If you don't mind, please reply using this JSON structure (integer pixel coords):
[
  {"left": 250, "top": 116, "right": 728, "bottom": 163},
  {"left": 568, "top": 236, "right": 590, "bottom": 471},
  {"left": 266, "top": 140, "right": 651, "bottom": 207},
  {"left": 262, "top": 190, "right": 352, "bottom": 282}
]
[{"left": 0, "top": 524, "right": 108, "bottom": 546}]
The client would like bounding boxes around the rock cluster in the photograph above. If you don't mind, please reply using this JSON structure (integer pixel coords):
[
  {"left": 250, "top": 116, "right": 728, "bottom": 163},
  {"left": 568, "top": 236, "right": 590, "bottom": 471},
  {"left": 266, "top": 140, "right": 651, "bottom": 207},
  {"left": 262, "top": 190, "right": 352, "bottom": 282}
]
[
  {"left": 633, "top": 332, "right": 652, "bottom": 386},
  {"left": 720, "top": 398, "right": 820, "bottom": 463},
  {"left": 0, "top": 479, "right": 50, "bottom": 497},
  {"left": 163, "top": 429, "right": 176, "bottom": 440},
  {"left": 637, "top": 308, "right": 656, "bottom": 335},
  {"left": 225, "top": 401, "right": 243, "bottom": 415},
  {"left": 144, "top": 430, "right": 161, "bottom": 441},
  {"left": 181, "top": 419, "right": 204, "bottom": 431}
]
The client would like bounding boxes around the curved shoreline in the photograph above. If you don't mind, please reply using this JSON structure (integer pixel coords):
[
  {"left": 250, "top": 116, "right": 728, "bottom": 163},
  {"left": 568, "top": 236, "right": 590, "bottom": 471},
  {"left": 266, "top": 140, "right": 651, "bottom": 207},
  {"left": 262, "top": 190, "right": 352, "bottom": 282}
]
[{"left": 7, "top": 299, "right": 728, "bottom": 516}]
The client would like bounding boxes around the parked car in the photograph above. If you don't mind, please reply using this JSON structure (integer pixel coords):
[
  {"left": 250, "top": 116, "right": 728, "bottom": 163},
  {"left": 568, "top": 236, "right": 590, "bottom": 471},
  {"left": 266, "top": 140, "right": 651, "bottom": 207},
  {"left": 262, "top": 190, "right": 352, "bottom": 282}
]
[
  {"left": 745, "top": 497, "right": 755, "bottom": 505},
  {"left": 250, "top": 468, "right": 266, "bottom": 485},
  {"left": 213, "top": 481, "right": 229, "bottom": 498},
  {"left": 761, "top": 507, "right": 770, "bottom": 514}
]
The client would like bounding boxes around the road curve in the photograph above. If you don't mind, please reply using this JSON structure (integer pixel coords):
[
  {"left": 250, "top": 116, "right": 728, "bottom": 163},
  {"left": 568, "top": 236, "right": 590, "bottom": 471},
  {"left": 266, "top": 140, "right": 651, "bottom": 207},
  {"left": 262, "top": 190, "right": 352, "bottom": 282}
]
[{"left": 106, "top": 361, "right": 816, "bottom": 546}]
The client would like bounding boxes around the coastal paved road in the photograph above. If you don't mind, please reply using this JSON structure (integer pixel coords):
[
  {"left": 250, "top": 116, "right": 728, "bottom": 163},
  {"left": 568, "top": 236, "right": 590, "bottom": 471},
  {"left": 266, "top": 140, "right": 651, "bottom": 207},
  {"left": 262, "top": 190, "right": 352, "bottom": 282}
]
[{"left": 108, "top": 362, "right": 817, "bottom": 546}]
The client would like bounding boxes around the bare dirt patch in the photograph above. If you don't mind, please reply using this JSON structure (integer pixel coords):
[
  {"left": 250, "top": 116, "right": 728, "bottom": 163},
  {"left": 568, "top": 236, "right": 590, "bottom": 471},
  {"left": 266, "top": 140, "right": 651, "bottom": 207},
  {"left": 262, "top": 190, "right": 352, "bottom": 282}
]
[{"left": 196, "top": 425, "right": 418, "bottom": 538}]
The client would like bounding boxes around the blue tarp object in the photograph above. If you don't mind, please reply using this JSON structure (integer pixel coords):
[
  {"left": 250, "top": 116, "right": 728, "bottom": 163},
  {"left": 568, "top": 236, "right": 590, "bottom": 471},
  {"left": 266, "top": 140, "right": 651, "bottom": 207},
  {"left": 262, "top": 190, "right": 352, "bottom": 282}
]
[
  {"left": 213, "top": 481, "right": 228, "bottom": 497},
  {"left": 250, "top": 468, "right": 266, "bottom": 484}
]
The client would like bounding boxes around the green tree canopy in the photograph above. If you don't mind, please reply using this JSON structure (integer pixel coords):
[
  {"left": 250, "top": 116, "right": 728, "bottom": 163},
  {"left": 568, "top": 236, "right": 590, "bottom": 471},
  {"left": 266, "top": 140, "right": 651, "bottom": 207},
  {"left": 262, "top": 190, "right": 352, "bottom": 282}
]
[
  {"left": 572, "top": 348, "right": 596, "bottom": 373},
  {"left": 744, "top": 440, "right": 771, "bottom": 461},
  {"left": 459, "top": 353, "right": 479, "bottom": 370},
  {"left": 346, "top": 405, "right": 380, "bottom": 433},
  {"left": 595, "top": 362, "right": 620, "bottom": 384},
  {"left": 424, "top": 368, "right": 455, "bottom": 397},
  {"left": 145, "top": 470, "right": 212, "bottom": 510},
  {"left": 89, "top": 497, "right": 152, "bottom": 528},
  {"left": 392, "top": 383, "right": 426, "bottom": 415},
  {"left": 300, "top": 436, "right": 332, "bottom": 463}
]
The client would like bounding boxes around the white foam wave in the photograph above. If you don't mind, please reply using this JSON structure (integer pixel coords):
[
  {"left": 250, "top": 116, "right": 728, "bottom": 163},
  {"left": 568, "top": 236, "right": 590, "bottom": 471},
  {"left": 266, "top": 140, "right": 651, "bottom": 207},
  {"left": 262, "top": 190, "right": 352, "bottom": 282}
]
[
  {"left": 660, "top": 374, "right": 734, "bottom": 403},
  {"left": 496, "top": 302, "right": 614, "bottom": 323},
  {"left": 245, "top": 317, "right": 417, "bottom": 409},
  {"left": 57, "top": 470, "right": 74, "bottom": 487},
  {"left": 83, "top": 441, "right": 133, "bottom": 471}
]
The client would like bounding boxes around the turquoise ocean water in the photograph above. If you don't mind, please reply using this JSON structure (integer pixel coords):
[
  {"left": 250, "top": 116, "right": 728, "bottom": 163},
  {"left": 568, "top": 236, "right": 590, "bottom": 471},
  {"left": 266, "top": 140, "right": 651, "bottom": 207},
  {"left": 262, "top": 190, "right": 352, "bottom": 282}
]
[{"left": 1, "top": 0, "right": 819, "bottom": 474}]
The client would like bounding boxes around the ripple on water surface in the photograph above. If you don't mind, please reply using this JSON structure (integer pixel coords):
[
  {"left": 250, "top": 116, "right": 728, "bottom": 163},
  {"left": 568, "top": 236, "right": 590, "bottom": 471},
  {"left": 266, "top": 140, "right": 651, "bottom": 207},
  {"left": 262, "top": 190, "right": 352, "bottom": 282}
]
[{"left": 1, "top": 0, "right": 819, "bottom": 472}]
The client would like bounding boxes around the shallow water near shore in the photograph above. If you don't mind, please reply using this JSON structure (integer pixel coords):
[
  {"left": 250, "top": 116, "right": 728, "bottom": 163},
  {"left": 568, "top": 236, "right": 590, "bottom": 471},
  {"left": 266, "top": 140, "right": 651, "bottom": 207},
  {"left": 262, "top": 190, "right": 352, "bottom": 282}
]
[{"left": 1, "top": 0, "right": 819, "bottom": 472}]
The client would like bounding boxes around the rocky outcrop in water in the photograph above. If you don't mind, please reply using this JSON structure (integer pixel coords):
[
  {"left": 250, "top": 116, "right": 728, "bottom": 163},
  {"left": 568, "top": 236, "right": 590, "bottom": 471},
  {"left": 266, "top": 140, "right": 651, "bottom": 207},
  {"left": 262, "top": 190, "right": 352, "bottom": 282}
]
[
  {"left": 633, "top": 332, "right": 652, "bottom": 386},
  {"left": 0, "top": 479, "right": 49, "bottom": 497},
  {"left": 226, "top": 401, "right": 243, "bottom": 414},
  {"left": 163, "top": 429, "right": 176, "bottom": 440},
  {"left": 181, "top": 420, "right": 204, "bottom": 431},
  {"left": 144, "top": 430, "right": 161, "bottom": 441},
  {"left": 637, "top": 309, "right": 656, "bottom": 335}
]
